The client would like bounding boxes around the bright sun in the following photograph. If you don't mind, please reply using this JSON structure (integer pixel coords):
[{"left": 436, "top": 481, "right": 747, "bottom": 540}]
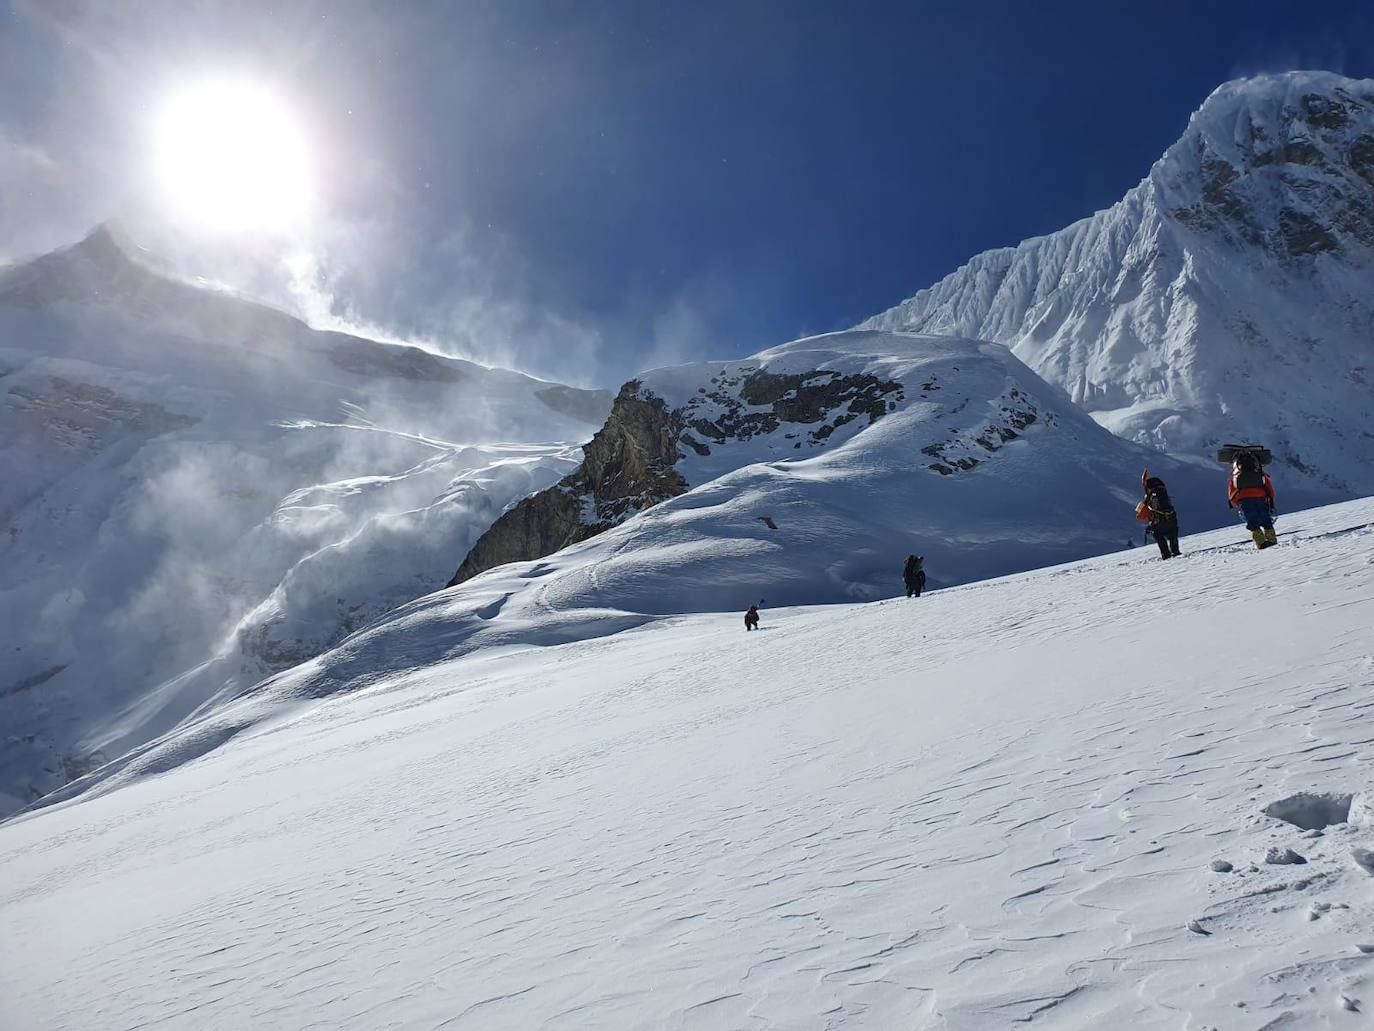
[{"left": 153, "top": 79, "right": 315, "bottom": 234}]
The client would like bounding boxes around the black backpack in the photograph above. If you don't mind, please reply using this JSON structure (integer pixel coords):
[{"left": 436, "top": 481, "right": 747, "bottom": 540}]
[
  {"left": 1234, "top": 454, "right": 1266, "bottom": 490},
  {"left": 1144, "top": 477, "right": 1175, "bottom": 515}
]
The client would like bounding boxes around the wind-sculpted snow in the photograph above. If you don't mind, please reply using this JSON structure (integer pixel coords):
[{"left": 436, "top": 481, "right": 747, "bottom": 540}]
[
  {"left": 863, "top": 71, "right": 1374, "bottom": 496},
  {"left": 4, "top": 499, "right": 1374, "bottom": 1028},
  {"left": 0, "top": 228, "right": 609, "bottom": 815}
]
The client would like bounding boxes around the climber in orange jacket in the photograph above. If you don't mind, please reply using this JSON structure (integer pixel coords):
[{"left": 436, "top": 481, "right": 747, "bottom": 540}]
[{"left": 1227, "top": 450, "right": 1277, "bottom": 549}]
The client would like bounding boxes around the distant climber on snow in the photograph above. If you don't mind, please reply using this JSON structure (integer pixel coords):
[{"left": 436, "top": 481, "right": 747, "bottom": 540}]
[
  {"left": 744, "top": 604, "right": 760, "bottom": 631},
  {"left": 1220, "top": 444, "right": 1277, "bottom": 549},
  {"left": 903, "top": 554, "right": 926, "bottom": 598},
  {"left": 1135, "top": 470, "right": 1181, "bottom": 560}
]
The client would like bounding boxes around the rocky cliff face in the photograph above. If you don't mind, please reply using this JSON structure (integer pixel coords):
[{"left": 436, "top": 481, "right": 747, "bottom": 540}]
[
  {"left": 448, "top": 383, "right": 687, "bottom": 586},
  {"left": 1162, "top": 79, "right": 1374, "bottom": 255},
  {"left": 861, "top": 71, "right": 1374, "bottom": 496},
  {"left": 448, "top": 361, "right": 904, "bottom": 587}
]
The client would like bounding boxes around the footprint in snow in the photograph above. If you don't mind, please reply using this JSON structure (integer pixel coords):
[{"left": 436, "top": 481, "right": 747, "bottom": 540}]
[{"left": 1263, "top": 791, "right": 1354, "bottom": 831}]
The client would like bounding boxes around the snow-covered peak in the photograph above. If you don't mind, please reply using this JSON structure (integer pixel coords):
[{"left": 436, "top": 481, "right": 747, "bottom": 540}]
[
  {"left": 48, "top": 222, "right": 140, "bottom": 273},
  {"left": 1151, "top": 71, "right": 1374, "bottom": 251},
  {"left": 0, "top": 229, "right": 610, "bottom": 816},
  {"left": 863, "top": 71, "right": 1374, "bottom": 495},
  {"left": 1180, "top": 70, "right": 1374, "bottom": 167},
  {"left": 0, "top": 222, "right": 162, "bottom": 306}
]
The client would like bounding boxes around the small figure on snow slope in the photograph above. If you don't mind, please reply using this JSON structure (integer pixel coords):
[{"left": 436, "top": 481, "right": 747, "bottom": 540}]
[
  {"left": 744, "top": 604, "right": 760, "bottom": 631},
  {"left": 903, "top": 554, "right": 927, "bottom": 598},
  {"left": 1225, "top": 447, "right": 1278, "bottom": 549},
  {"left": 1135, "top": 470, "right": 1181, "bottom": 560}
]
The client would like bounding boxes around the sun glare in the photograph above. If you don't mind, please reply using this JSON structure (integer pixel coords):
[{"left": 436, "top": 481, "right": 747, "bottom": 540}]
[{"left": 153, "top": 79, "right": 315, "bottom": 234}]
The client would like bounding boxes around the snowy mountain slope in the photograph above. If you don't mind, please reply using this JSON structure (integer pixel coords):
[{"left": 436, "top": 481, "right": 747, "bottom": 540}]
[
  {"left": 32, "top": 329, "right": 1286, "bottom": 809},
  {"left": 0, "top": 227, "right": 610, "bottom": 815},
  {"left": 4, "top": 498, "right": 1373, "bottom": 1029},
  {"left": 447, "top": 329, "right": 1247, "bottom": 601},
  {"left": 862, "top": 71, "right": 1374, "bottom": 495}
]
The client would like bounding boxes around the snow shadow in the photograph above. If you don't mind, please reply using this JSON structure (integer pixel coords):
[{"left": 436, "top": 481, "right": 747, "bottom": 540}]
[{"left": 1263, "top": 791, "right": 1354, "bottom": 830}]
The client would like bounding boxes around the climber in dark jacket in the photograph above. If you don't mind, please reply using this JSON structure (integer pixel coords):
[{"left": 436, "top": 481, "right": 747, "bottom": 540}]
[
  {"left": 902, "top": 555, "right": 926, "bottom": 598},
  {"left": 744, "top": 605, "right": 760, "bottom": 631},
  {"left": 1135, "top": 470, "right": 1181, "bottom": 560}
]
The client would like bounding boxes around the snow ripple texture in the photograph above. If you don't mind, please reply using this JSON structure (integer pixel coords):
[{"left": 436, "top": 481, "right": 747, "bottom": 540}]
[{"left": 3, "top": 498, "right": 1373, "bottom": 1029}]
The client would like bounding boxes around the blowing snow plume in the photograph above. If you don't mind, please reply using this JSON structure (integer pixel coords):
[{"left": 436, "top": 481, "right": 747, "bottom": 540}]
[{"left": 0, "top": 227, "right": 610, "bottom": 815}]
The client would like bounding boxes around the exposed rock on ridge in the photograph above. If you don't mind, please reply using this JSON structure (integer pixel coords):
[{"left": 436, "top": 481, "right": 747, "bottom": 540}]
[
  {"left": 448, "top": 382, "right": 689, "bottom": 587},
  {"left": 447, "top": 366, "right": 902, "bottom": 587}
]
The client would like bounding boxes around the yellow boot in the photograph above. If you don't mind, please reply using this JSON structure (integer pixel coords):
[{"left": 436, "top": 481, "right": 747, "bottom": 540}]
[
  {"left": 1263, "top": 526, "right": 1278, "bottom": 547},
  {"left": 1252, "top": 529, "right": 1266, "bottom": 549}
]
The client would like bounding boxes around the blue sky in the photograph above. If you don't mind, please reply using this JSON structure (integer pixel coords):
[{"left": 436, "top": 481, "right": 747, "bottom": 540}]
[{"left": 2, "top": 0, "right": 1372, "bottom": 385}]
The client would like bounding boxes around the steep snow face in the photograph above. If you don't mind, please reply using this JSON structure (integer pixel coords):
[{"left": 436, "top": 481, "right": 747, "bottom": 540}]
[
  {"left": 448, "top": 328, "right": 1253, "bottom": 592},
  {"left": 863, "top": 71, "right": 1374, "bottom": 496},
  {"left": 0, "top": 228, "right": 609, "bottom": 815},
  {"left": 5, "top": 499, "right": 1374, "bottom": 1029}
]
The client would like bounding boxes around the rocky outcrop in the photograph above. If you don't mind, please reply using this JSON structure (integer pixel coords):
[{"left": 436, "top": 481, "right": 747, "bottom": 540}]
[
  {"left": 447, "top": 366, "right": 902, "bottom": 586},
  {"left": 448, "top": 381, "right": 689, "bottom": 586},
  {"left": 679, "top": 368, "right": 902, "bottom": 453},
  {"left": 920, "top": 384, "right": 1044, "bottom": 475},
  {"left": 6, "top": 377, "right": 198, "bottom": 452},
  {"left": 1168, "top": 84, "right": 1374, "bottom": 254}
]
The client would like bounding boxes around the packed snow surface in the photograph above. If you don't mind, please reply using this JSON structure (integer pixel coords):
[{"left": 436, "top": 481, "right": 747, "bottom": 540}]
[{"left": 4, "top": 497, "right": 1374, "bottom": 1029}]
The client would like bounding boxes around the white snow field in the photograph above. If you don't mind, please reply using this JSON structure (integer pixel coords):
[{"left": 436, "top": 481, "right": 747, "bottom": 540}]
[
  {"left": 0, "top": 227, "right": 609, "bottom": 814},
  {"left": 4, "top": 497, "right": 1373, "bottom": 1029}
]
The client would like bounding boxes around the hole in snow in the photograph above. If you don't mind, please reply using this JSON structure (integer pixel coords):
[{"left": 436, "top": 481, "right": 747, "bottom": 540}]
[{"left": 1263, "top": 792, "right": 1354, "bottom": 831}]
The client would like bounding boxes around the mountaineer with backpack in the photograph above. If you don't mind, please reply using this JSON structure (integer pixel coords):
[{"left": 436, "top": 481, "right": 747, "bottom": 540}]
[
  {"left": 1221, "top": 444, "right": 1278, "bottom": 549},
  {"left": 1135, "top": 470, "right": 1181, "bottom": 560},
  {"left": 903, "top": 555, "right": 927, "bottom": 598}
]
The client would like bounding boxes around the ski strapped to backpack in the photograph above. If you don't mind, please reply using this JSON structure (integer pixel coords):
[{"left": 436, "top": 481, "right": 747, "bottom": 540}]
[{"left": 1216, "top": 443, "right": 1273, "bottom": 466}]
